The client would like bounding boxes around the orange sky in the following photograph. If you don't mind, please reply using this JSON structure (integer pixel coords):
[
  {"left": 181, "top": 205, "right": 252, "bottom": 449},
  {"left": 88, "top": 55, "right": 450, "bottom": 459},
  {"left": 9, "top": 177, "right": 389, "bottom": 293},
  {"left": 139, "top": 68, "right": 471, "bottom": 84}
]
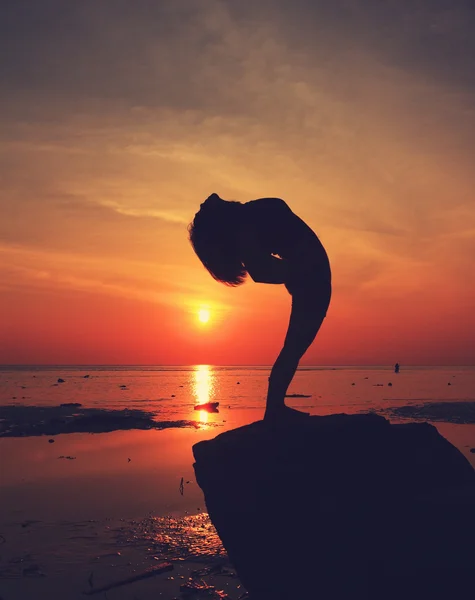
[{"left": 1, "top": 1, "right": 474, "bottom": 365}]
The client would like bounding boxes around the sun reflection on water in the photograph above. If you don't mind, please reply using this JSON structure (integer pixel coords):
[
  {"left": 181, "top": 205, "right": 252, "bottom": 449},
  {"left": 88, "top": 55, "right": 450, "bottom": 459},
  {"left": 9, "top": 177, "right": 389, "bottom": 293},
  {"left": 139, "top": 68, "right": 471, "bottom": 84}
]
[{"left": 192, "top": 365, "right": 216, "bottom": 426}]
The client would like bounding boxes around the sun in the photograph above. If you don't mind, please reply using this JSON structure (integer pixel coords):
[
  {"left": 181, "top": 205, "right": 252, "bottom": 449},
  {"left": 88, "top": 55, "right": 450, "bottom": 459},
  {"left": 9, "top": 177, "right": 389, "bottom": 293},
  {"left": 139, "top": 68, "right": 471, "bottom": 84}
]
[{"left": 197, "top": 308, "right": 211, "bottom": 324}]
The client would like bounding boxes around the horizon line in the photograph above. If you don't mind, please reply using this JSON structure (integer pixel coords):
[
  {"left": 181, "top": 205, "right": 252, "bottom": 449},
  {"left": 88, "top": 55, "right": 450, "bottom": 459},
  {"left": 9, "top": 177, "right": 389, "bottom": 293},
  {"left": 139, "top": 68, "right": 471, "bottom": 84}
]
[{"left": 0, "top": 363, "right": 473, "bottom": 368}]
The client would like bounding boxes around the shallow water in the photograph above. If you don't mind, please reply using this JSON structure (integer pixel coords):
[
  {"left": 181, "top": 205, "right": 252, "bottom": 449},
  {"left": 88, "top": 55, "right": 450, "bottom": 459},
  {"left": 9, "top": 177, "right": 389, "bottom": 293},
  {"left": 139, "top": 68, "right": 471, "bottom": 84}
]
[{"left": 1, "top": 365, "right": 475, "bottom": 598}]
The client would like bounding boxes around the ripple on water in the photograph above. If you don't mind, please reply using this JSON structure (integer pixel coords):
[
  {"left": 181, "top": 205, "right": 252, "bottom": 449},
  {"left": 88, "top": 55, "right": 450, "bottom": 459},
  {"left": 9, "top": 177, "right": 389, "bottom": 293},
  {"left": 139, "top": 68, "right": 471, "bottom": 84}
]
[{"left": 119, "top": 513, "right": 226, "bottom": 561}]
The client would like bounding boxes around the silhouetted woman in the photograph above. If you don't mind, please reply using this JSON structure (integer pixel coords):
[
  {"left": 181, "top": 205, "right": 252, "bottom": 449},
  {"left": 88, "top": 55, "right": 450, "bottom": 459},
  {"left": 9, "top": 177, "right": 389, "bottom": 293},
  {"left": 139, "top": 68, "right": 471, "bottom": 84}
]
[{"left": 188, "top": 193, "right": 331, "bottom": 421}]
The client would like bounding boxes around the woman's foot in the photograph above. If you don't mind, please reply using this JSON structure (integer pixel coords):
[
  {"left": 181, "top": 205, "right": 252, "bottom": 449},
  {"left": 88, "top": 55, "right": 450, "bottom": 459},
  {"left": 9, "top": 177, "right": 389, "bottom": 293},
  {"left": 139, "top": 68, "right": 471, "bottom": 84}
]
[{"left": 264, "top": 404, "right": 310, "bottom": 422}]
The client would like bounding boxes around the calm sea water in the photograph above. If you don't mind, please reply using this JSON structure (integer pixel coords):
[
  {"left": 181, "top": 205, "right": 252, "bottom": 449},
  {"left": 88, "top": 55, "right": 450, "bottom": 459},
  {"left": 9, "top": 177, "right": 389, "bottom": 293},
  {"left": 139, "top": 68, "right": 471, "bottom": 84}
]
[
  {"left": 1, "top": 365, "right": 474, "bottom": 599},
  {"left": 1, "top": 364, "right": 475, "bottom": 517}
]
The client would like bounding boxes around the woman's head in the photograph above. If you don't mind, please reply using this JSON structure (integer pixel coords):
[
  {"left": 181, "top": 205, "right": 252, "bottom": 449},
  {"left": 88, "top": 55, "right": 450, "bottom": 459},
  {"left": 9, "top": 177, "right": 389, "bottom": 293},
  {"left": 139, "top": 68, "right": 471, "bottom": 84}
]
[{"left": 188, "top": 193, "right": 247, "bottom": 286}]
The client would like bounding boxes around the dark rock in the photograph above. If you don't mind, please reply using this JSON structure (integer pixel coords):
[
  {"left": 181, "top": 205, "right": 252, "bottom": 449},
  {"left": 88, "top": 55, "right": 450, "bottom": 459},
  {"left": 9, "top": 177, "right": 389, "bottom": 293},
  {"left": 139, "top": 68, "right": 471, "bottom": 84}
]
[
  {"left": 193, "top": 413, "right": 475, "bottom": 600},
  {"left": 60, "top": 402, "right": 82, "bottom": 408},
  {"left": 0, "top": 405, "right": 199, "bottom": 437},
  {"left": 384, "top": 402, "right": 475, "bottom": 425},
  {"left": 470, "top": 448, "right": 475, "bottom": 454},
  {"left": 57, "top": 378, "right": 65, "bottom": 383},
  {"left": 195, "top": 402, "right": 219, "bottom": 412},
  {"left": 48, "top": 439, "right": 55, "bottom": 443},
  {"left": 84, "top": 374, "right": 90, "bottom": 378}
]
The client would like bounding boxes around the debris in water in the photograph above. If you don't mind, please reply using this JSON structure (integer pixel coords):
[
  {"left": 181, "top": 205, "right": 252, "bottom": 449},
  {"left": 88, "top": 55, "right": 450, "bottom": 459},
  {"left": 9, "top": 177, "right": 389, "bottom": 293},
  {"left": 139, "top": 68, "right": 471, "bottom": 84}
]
[
  {"left": 191, "top": 564, "right": 236, "bottom": 578},
  {"left": 22, "top": 564, "right": 45, "bottom": 577},
  {"left": 21, "top": 520, "right": 38, "bottom": 528},
  {"left": 57, "top": 378, "right": 65, "bottom": 383},
  {"left": 194, "top": 402, "right": 219, "bottom": 412},
  {"left": 285, "top": 393, "right": 311, "bottom": 398},
  {"left": 48, "top": 439, "right": 55, "bottom": 443},
  {"left": 83, "top": 562, "right": 173, "bottom": 595},
  {"left": 58, "top": 455, "right": 76, "bottom": 460},
  {"left": 179, "top": 477, "right": 184, "bottom": 496},
  {"left": 179, "top": 580, "right": 229, "bottom": 598},
  {"left": 84, "top": 375, "right": 90, "bottom": 378},
  {"left": 388, "top": 382, "right": 392, "bottom": 387},
  {"left": 60, "top": 402, "right": 82, "bottom": 408}
]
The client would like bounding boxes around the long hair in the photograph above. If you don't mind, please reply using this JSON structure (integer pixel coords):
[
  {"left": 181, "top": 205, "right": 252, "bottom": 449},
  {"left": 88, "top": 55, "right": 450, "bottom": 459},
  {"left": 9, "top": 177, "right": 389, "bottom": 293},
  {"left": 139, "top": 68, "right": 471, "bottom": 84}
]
[{"left": 188, "top": 199, "right": 247, "bottom": 286}]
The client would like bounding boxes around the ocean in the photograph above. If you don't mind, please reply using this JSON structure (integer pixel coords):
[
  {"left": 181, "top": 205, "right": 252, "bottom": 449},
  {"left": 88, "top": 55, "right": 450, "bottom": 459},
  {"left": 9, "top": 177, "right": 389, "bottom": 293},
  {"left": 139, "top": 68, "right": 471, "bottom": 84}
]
[{"left": 1, "top": 365, "right": 474, "bottom": 598}]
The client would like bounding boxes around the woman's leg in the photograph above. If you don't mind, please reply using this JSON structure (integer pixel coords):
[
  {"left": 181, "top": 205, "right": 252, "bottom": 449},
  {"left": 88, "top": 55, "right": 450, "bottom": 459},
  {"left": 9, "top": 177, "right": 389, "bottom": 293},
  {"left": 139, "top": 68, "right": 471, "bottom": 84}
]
[{"left": 265, "top": 293, "right": 328, "bottom": 420}]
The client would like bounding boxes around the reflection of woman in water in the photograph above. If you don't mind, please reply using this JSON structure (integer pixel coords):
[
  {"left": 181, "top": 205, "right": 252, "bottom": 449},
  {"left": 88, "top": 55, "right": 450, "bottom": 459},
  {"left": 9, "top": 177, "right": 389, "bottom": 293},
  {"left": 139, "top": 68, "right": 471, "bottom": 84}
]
[{"left": 188, "top": 193, "right": 331, "bottom": 421}]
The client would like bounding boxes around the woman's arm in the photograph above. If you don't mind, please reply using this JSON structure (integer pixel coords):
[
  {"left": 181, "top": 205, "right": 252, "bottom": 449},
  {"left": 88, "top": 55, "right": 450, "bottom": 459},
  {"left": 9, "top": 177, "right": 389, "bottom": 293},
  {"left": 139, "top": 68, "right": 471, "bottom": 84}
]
[{"left": 244, "top": 254, "right": 289, "bottom": 285}]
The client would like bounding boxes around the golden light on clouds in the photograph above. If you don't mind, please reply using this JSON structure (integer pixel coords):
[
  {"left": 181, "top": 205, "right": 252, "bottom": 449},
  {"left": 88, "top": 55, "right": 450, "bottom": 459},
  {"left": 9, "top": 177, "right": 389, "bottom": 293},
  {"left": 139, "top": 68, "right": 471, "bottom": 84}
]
[{"left": 1, "top": 1, "right": 474, "bottom": 364}]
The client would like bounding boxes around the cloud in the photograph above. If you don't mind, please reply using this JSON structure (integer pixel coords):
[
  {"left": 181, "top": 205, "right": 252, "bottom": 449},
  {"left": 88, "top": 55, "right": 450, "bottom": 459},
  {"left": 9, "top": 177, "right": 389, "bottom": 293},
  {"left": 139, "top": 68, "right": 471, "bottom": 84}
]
[{"left": 1, "top": 0, "right": 474, "bottom": 322}]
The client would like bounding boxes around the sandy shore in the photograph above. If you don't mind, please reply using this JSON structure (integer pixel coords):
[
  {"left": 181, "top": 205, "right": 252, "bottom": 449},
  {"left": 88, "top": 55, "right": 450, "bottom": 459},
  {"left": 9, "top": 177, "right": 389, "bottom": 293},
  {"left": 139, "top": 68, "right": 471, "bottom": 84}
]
[{"left": 0, "top": 513, "right": 247, "bottom": 599}]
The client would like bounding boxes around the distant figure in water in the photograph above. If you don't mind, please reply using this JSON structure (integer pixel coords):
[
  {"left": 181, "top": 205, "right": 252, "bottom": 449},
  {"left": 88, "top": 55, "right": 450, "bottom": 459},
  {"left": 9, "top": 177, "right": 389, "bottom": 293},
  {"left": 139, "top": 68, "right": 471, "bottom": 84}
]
[
  {"left": 394, "top": 363, "right": 400, "bottom": 374},
  {"left": 188, "top": 193, "right": 331, "bottom": 422}
]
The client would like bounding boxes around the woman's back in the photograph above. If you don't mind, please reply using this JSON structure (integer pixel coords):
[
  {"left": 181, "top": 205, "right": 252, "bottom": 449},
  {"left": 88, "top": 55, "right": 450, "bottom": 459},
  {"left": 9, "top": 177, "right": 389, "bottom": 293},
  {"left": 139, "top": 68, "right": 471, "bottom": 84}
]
[{"left": 242, "top": 198, "right": 331, "bottom": 292}]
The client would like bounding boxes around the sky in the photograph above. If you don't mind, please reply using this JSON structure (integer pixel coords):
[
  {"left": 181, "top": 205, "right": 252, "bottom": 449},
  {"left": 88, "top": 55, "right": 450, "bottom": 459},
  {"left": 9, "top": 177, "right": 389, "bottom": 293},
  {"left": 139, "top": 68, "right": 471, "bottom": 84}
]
[{"left": 1, "top": 0, "right": 474, "bottom": 365}]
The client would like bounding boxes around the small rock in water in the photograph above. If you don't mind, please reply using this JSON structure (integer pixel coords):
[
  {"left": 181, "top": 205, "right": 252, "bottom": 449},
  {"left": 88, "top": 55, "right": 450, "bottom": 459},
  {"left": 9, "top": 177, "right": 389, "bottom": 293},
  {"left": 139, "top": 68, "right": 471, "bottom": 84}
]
[
  {"left": 448, "top": 382, "right": 452, "bottom": 386},
  {"left": 57, "top": 378, "right": 65, "bottom": 383},
  {"left": 48, "top": 439, "right": 55, "bottom": 444},
  {"left": 388, "top": 382, "right": 393, "bottom": 386},
  {"left": 84, "top": 374, "right": 90, "bottom": 378}
]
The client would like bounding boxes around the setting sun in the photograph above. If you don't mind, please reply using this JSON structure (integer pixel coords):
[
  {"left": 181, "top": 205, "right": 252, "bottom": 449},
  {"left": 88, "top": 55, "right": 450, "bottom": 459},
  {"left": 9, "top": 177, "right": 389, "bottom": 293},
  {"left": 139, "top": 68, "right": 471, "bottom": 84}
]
[{"left": 198, "top": 308, "right": 211, "bottom": 324}]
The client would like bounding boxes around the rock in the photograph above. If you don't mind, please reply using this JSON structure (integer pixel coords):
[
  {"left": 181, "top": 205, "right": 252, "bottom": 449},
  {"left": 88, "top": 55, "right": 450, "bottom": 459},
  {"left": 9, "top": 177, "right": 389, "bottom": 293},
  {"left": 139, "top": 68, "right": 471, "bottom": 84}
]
[
  {"left": 193, "top": 413, "right": 475, "bottom": 600},
  {"left": 57, "top": 378, "right": 65, "bottom": 383},
  {"left": 48, "top": 439, "right": 55, "bottom": 443},
  {"left": 60, "top": 402, "right": 82, "bottom": 408},
  {"left": 194, "top": 402, "right": 219, "bottom": 412}
]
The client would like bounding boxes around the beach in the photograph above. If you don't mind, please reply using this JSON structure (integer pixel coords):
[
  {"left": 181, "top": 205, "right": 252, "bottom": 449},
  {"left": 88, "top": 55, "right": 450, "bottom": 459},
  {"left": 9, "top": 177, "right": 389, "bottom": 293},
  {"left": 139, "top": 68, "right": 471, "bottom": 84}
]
[{"left": 1, "top": 365, "right": 475, "bottom": 599}]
